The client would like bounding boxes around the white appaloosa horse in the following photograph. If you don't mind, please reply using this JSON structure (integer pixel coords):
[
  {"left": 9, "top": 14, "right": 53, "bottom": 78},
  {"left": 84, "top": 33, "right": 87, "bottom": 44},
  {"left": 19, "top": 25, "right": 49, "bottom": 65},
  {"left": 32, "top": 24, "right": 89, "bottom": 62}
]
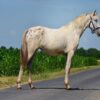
[{"left": 17, "top": 11, "right": 100, "bottom": 89}]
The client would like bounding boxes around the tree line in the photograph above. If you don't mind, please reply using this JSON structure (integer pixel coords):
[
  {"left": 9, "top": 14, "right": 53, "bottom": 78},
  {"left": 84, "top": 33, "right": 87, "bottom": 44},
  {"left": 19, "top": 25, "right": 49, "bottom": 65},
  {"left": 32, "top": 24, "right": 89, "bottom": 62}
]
[{"left": 76, "top": 48, "right": 100, "bottom": 59}]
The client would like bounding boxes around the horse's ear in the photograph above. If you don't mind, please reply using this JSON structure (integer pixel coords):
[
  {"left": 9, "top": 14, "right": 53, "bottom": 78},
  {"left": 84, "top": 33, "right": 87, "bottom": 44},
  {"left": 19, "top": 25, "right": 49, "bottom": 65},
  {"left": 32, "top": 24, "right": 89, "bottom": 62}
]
[{"left": 93, "top": 10, "right": 96, "bottom": 16}]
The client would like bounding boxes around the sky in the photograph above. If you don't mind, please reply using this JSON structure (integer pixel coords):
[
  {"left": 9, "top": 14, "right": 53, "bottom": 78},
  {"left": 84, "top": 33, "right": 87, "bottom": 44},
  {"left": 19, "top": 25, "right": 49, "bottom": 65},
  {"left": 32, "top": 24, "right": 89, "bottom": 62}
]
[{"left": 0, "top": 0, "right": 100, "bottom": 50}]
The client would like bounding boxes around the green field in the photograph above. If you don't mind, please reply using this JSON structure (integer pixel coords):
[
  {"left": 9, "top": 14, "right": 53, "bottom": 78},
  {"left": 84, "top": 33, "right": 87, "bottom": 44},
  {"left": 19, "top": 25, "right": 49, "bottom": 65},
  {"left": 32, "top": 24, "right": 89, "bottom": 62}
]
[{"left": 0, "top": 46, "right": 99, "bottom": 76}]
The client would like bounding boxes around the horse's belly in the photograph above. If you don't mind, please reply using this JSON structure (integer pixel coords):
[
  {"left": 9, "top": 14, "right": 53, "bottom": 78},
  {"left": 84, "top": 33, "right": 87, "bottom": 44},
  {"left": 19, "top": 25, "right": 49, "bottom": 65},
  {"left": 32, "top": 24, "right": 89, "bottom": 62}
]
[
  {"left": 41, "top": 48, "right": 65, "bottom": 56},
  {"left": 41, "top": 38, "right": 67, "bottom": 55}
]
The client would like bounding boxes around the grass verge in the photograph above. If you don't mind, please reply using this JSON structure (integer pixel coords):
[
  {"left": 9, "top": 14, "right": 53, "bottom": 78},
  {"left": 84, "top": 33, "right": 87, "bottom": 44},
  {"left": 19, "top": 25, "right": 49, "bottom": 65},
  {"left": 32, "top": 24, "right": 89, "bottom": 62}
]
[{"left": 0, "top": 66, "right": 100, "bottom": 90}]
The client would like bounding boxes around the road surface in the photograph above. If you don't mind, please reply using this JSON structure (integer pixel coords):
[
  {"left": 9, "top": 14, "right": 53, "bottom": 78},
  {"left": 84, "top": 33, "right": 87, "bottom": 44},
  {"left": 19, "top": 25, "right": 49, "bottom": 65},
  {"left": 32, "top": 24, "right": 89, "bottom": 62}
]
[{"left": 0, "top": 67, "right": 100, "bottom": 100}]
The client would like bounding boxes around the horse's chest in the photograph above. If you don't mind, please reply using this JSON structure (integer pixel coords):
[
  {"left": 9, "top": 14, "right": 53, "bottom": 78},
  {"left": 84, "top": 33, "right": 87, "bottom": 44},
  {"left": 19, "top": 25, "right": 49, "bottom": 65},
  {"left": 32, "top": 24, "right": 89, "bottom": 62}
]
[{"left": 66, "top": 33, "right": 79, "bottom": 51}]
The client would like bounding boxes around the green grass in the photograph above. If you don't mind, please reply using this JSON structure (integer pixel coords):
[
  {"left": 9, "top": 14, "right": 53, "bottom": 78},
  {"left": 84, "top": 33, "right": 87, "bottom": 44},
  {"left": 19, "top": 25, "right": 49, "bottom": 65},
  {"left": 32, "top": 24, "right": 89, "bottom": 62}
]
[{"left": 97, "top": 60, "right": 100, "bottom": 65}]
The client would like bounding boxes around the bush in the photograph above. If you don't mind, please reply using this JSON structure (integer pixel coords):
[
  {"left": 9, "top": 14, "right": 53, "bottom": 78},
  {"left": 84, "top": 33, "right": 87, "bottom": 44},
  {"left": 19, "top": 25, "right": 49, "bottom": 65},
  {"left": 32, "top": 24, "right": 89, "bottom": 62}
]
[
  {"left": 0, "top": 47, "right": 20, "bottom": 76},
  {"left": 72, "top": 55, "right": 97, "bottom": 67}
]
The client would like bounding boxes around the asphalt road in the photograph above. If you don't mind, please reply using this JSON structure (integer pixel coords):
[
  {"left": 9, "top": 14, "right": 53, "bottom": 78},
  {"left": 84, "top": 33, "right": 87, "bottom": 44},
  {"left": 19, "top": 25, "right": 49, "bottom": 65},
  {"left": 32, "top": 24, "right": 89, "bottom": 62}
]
[{"left": 0, "top": 67, "right": 100, "bottom": 100}]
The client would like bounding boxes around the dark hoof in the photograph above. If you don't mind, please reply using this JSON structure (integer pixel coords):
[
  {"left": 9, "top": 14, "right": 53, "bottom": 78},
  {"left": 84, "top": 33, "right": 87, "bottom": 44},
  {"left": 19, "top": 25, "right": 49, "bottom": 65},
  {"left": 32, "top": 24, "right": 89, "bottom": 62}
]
[{"left": 29, "top": 83, "right": 35, "bottom": 89}]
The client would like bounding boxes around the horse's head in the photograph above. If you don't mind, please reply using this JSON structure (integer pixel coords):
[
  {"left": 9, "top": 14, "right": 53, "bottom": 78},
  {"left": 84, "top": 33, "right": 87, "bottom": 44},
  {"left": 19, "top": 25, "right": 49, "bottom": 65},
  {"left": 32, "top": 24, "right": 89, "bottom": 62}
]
[{"left": 89, "top": 10, "right": 100, "bottom": 37}]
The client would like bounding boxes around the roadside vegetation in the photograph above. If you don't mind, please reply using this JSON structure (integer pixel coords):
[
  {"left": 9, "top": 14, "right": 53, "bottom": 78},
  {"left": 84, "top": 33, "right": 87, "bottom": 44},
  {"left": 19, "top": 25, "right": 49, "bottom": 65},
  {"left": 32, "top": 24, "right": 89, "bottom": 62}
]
[{"left": 0, "top": 46, "right": 100, "bottom": 76}]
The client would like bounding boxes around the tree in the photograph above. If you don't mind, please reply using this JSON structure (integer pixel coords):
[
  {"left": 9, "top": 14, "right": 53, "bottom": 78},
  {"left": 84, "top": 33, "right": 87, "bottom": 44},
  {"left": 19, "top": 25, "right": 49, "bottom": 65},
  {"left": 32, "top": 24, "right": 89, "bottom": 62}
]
[
  {"left": 87, "top": 48, "right": 99, "bottom": 58},
  {"left": 76, "top": 48, "right": 86, "bottom": 56}
]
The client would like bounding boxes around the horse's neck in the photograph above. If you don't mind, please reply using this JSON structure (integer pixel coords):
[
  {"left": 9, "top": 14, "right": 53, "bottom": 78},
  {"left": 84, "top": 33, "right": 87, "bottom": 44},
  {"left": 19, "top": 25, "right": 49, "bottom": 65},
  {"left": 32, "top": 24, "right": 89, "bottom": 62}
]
[
  {"left": 61, "top": 15, "right": 90, "bottom": 37},
  {"left": 72, "top": 15, "right": 90, "bottom": 37}
]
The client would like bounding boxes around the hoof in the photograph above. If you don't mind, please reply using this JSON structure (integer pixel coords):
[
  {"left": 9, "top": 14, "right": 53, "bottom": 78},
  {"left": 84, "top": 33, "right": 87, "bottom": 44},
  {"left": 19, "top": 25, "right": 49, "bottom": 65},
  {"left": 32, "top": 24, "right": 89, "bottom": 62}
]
[
  {"left": 29, "top": 83, "right": 35, "bottom": 89},
  {"left": 17, "top": 82, "right": 22, "bottom": 90},
  {"left": 65, "top": 83, "right": 71, "bottom": 90},
  {"left": 17, "top": 86, "right": 22, "bottom": 90},
  {"left": 31, "top": 86, "right": 36, "bottom": 89}
]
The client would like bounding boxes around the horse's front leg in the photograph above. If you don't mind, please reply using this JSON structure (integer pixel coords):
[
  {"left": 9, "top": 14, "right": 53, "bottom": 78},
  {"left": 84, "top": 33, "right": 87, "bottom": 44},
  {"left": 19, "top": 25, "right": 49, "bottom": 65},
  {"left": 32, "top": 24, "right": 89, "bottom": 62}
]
[{"left": 64, "top": 50, "right": 74, "bottom": 89}]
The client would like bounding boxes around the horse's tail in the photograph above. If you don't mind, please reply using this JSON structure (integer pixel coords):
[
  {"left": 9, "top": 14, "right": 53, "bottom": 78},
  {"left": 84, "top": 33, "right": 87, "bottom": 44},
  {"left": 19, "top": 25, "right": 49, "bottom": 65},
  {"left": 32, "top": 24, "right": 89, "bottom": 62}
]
[{"left": 20, "top": 30, "right": 28, "bottom": 68}]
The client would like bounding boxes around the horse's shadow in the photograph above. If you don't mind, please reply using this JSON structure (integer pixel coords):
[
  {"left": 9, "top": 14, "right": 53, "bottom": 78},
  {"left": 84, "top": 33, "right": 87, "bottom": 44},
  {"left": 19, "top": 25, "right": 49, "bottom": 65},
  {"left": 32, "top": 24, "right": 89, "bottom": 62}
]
[{"left": 34, "top": 87, "right": 100, "bottom": 90}]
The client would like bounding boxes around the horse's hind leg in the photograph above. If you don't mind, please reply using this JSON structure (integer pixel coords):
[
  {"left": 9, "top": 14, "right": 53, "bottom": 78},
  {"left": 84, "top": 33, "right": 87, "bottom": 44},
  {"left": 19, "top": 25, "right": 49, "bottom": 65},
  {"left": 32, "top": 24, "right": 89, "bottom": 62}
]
[
  {"left": 17, "top": 65, "right": 24, "bottom": 89},
  {"left": 27, "top": 57, "right": 35, "bottom": 89},
  {"left": 27, "top": 44, "right": 38, "bottom": 89}
]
